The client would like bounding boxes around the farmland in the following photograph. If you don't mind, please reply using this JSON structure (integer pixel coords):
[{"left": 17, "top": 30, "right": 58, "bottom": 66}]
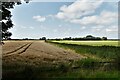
[
  {"left": 52, "top": 40, "right": 119, "bottom": 46},
  {"left": 2, "top": 40, "right": 84, "bottom": 79},
  {"left": 47, "top": 40, "right": 120, "bottom": 79},
  {"left": 1, "top": 40, "right": 120, "bottom": 79},
  {"left": 48, "top": 40, "right": 120, "bottom": 60}
]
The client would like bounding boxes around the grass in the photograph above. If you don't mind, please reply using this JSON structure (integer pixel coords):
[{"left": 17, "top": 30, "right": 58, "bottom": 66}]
[
  {"left": 45, "top": 40, "right": 120, "bottom": 79},
  {"left": 48, "top": 41, "right": 120, "bottom": 60},
  {"left": 3, "top": 58, "right": 120, "bottom": 80}
]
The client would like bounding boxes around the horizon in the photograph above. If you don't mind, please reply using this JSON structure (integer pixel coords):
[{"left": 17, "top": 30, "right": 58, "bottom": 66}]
[{"left": 9, "top": 1, "right": 118, "bottom": 39}]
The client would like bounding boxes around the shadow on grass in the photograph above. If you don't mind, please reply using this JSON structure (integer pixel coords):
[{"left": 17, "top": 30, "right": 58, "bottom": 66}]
[{"left": 2, "top": 57, "right": 120, "bottom": 80}]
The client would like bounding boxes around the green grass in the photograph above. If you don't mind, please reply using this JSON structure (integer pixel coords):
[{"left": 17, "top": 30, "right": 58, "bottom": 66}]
[
  {"left": 44, "top": 40, "right": 120, "bottom": 79},
  {"left": 48, "top": 41, "right": 120, "bottom": 60},
  {"left": 52, "top": 40, "right": 119, "bottom": 46},
  {"left": 3, "top": 58, "right": 120, "bottom": 80}
]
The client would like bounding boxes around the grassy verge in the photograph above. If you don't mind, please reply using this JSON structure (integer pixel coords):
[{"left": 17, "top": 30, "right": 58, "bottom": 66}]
[
  {"left": 47, "top": 41, "right": 120, "bottom": 60},
  {"left": 45, "top": 40, "right": 120, "bottom": 79},
  {"left": 2, "top": 59, "right": 120, "bottom": 80}
]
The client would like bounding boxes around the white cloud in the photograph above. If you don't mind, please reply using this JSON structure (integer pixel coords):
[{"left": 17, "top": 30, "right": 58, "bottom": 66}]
[
  {"left": 39, "top": 25, "right": 47, "bottom": 30},
  {"left": 53, "top": 29, "right": 58, "bottom": 33},
  {"left": 19, "top": 26, "right": 35, "bottom": 29},
  {"left": 55, "top": 0, "right": 117, "bottom": 28},
  {"left": 33, "top": 16, "right": 46, "bottom": 22},
  {"left": 29, "top": 26, "right": 34, "bottom": 29},
  {"left": 91, "top": 26, "right": 104, "bottom": 33},
  {"left": 81, "top": 26, "right": 86, "bottom": 30},
  {"left": 106, "top": 26, "right": 118, "bottom": 33},
  {"left": 56, "top": 0, "right": 103, "bottom": 20},
  {"left": 70, "top": 11, "right": 117, "bottom": 26},
  {"left": 58, "top": 25, "right": 62, "bottom": 27}
]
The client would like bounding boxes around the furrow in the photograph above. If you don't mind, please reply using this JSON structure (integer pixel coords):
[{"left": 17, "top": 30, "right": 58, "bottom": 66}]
[
  {"left": 4, "top": 43, "right": 29, "bottom": 55},
  {"left": 3, "top": 43, "right": 33, "bottom": 57},
  {"left": 18, "top": 43, "right": 33, "bottom": 54}
]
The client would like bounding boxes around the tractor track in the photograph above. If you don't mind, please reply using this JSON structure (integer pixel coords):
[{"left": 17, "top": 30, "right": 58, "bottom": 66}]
[{"left": 3, "top": 42, "right": 33, "bottom": 57}]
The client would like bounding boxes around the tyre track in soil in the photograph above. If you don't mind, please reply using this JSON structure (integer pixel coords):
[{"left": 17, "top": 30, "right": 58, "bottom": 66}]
[{"left": 3, "top": 42, "right": 33, "bottom": 57}]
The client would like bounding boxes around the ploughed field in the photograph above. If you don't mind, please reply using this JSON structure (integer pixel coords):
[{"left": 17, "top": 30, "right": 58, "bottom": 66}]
[{"left": 2, "top": 40, "right": 85, "bottom": 79}]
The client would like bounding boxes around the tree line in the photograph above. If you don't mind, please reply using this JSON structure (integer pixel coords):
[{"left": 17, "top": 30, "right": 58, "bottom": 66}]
[{"left": 48, "top": 35, "right": 107, "bottom": 41}]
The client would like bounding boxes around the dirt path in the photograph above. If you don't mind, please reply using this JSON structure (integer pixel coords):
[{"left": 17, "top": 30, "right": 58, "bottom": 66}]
[{"left": 3, "top": 41, "right": 85, "bottom": 67}]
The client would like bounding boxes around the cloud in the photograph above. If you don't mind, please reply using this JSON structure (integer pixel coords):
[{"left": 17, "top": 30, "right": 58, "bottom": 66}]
[
  {"left": 29, "top": 26, "right": 34, "bottom": 29},
  {"left": 58, "top": 25, "right": 62, "bottom": 27},
  {"left": 91, "top": 26, "right": 104, "bottom": 33},
  {"left": 33, "top": 16, "right": 46, "bottom": 22},
  {"left": 70, "top": 11, "right": 117, "bottom": 26},
  {"left": 19, "top": 26, "right": 35, "bottom": 29},
  {"left": 106, "top": 26, "right": 118, "bottom": 33},
  {"left": 55, "top": 0, "right": 117, "bottom": 27},
  {"left": 81, "top": 26, "right": 86, "bottom": 30},
  {"left": 53, "top": 29, "right": 58, "bottom": 33},
  {"left": 56, "top": 0, "right": 103, "bottom": 20},
  {"left": 39, "top": 25, "right": 47, "bottom": 30}
]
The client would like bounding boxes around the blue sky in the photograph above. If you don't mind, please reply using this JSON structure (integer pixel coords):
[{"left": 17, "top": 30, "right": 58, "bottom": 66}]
[{"left": 9, "top": 0, "right": 118, "bottom": 39}]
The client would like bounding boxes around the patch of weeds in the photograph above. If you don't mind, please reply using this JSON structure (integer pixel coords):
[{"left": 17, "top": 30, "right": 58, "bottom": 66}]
[
  {"left": 57, "top": 63, "right": 71, "bottom": 72},
  {"left": 72, "top": 58, "right": 100, "bottom": 70}
]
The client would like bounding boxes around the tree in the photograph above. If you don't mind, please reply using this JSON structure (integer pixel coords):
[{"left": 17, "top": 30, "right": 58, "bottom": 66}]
[
  {"left": 86, "top": 35, "right": 93, "bottom": 38},
  {"left": 0, "top": 0, "right": 29, "bottom": 40},
  {"left": 4, "top": 31, "right": 12, "bottom": 39},
  {"left": 41, "top": 37, "right": 46, "bottom": 40},
  {"left": 102, "top": 37, "right": 107, "bottom": 40}
]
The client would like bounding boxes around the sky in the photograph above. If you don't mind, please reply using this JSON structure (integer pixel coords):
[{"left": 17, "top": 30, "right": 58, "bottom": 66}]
[{"left": 9, "top": 0, "right": 119, "bottom": 39}]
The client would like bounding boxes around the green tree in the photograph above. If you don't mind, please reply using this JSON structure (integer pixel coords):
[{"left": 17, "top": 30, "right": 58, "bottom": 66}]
[
  {"left": 102, "top": 37, "right": 107, "bottom": 40},
  {"left": 86, "top": 35, "right": 93, "bottom": 38},
  {"left": 42, "top": 37, "right": 46, "bottom": 40},
  {"left": 0, "top": 0, "right": 29, "bottom": 40}
]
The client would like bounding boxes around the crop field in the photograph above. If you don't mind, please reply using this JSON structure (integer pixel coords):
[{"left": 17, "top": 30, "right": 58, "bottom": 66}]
[
  {"left": 2, "top": 40, "right": 85, "bottom": 80},
  {"left": 47, "top": 40, "right": 120, "bottom": 79},
  {"left": 52, "top": 40, "right": 119, "bottom": 46},
  {"left": 49, "top": 40, "right": 120, "bottom": 60},
  {"left": 1, "top": 40, "right": 120, "bottom": 79}
]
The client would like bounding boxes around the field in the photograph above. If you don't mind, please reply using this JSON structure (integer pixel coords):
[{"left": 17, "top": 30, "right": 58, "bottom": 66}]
[
  {"left": 1, "top": 40, "right": 120, "bottom": 79},
  {"left": 2, "top": 40, "right": 85, "bottom": 79},
  {"left": 47, "top": 40, "right": 120, "bottom": 79},
  {"left": 49, "top": 40, "right": 120, "bottom": 60},
  {"left": 52, "top": 40, "right": 119, "bottom": 46}
]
